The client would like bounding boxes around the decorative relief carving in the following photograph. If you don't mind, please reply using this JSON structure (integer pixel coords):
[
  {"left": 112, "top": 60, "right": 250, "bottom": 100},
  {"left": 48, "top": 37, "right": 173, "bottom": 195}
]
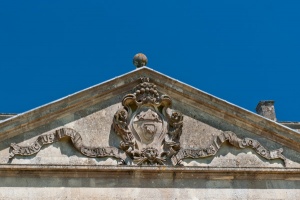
[
  {"left": 112, "top": 77, "right": 183, "bottom": 165},
  {"left": 133, "top": 147, "right": 166, "bottom": 165},
  {"left": 8, "top": 77, "right": 287, "bottom": 167},
  {"left": 171, "top": 131, "right": 286, "bottom": 166},
  {"left": 9, "top": 128, "right": 125, "bottom": 164}
]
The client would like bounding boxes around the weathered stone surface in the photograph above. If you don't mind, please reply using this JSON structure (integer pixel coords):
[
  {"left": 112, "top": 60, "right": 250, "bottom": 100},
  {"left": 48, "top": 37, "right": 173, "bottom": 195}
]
[
  {"left": 0, "top": 186, "right": 300, "bottom": 200},
  {"left": 256, "top": 100, "right": 277, "bottom": 121},
  {"left": 0, "top": 113, "right": 16, "bottom": 122},
  {"left": 1, "top": 77, "right": 291, "bottom": 167}
]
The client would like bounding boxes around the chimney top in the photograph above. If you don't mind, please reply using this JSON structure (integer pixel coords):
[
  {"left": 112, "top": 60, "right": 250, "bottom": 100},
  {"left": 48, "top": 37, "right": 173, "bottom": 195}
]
[{"left": 256, "top": 100, "right": 276, "bottom": 121}]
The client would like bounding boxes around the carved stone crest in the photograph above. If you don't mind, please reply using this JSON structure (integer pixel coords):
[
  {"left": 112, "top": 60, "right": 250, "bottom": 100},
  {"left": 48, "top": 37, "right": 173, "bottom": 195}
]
[{"left": 113, "top": 77, "right": 183, "bottom": 165}]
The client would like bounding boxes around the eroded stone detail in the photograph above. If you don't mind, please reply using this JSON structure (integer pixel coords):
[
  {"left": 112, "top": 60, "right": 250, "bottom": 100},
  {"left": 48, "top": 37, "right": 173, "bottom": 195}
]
[
  {"left": 113, "top": 77, "right": 183, "bottom": 165},
  {"left": 9, "top": 128, "right": 125, "bottom": 163},
  {"left": 171, "top": 131, "right": 287, "bottom": 166},
  {"left": 133, "top": 147, "right": 167, "bottom": 165}
]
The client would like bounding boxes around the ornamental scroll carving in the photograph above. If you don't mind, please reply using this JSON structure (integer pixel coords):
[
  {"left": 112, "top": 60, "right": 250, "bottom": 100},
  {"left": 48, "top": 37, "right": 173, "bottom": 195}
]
[
  {"left": 172, "top": 131, "right": 287, "bottom": 166},
  {"left": 9, "top": 128, "right": 125, "bottom": 164},
  {"left": 112, "top": 77, "right": 183, "bottom": 165},
  {"left": 8, "top": 77, "right": 287, "bottom": 166}
]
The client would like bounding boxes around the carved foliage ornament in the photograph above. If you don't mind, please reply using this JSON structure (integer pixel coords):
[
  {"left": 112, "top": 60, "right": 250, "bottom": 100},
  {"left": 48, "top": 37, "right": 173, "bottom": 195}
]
[{"left": 9, "top": 77, "right": 287, "bottom": 166}]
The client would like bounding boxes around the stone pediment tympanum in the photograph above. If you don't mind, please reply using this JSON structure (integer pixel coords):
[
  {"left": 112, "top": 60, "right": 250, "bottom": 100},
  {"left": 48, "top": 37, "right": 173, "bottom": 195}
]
[{"left": 5, "top": 75, "right": 289, "bottom": 167}]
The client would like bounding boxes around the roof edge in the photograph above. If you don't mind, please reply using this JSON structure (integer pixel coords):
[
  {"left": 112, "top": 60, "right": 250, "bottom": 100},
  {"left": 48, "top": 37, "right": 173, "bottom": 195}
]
[{"left": 0, "top": 67, "right": 300, "bottom": 153}]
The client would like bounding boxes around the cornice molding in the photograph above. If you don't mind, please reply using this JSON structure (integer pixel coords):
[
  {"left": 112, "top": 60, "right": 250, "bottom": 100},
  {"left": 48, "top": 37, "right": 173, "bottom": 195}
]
[{"left": 0, "top": 164, "right": 300, "bottom": 179}]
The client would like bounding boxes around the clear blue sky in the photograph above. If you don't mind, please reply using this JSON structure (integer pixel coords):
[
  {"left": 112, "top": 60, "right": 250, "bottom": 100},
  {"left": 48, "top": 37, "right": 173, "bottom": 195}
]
[{"left": 0, "top": 1, "right": 299, "bottom": 121}]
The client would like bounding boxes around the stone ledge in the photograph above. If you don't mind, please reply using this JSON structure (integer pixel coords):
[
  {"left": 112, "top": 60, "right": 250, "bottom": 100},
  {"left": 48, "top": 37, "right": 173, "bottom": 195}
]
[{"left": 1, "top": 164, "right": 300, "bottom": 179}]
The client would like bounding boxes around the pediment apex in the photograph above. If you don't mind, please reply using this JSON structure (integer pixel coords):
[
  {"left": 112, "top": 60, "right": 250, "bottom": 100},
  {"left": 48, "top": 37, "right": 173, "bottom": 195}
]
[{"left": 0, "top": 66, "right": 300, "bottom": 157}]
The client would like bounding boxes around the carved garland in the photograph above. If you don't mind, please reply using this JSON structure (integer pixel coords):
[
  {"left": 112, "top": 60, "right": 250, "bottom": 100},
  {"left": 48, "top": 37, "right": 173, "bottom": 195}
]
[{"left": 8, "top": 77, "right": 287, "bottom": 166}]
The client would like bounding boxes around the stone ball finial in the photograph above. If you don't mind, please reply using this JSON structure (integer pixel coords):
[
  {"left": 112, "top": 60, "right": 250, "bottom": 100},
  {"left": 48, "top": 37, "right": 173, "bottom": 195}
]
[{"left": 133, "top": 53, "right": 148, "bottom": 68}]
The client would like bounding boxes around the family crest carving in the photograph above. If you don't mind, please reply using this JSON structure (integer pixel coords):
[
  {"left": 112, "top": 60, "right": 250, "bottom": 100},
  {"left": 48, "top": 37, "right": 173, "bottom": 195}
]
[
  {"left": 112, "top": 77, "right": 183, "bottom": 165},
  {"left": 8, "top": 77, "right": 287, "bottom": 166}
]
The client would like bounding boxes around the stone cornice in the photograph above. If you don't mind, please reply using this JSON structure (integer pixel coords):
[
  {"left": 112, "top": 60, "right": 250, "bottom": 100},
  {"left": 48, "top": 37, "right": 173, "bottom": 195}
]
[{"left": 0, "top": 164, "right": 300, "bottom": 180}]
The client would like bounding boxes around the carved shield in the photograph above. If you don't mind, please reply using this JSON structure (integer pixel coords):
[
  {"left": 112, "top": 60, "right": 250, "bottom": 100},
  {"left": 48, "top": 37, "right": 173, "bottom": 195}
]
[{"left": 132, "top": 108, "right": 163, "bottom": 145}]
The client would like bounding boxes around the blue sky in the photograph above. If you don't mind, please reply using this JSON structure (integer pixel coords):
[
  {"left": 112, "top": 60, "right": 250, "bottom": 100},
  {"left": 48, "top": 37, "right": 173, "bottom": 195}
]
[{"left": 0, "top": 1, "right": 299, "bottom": 121}]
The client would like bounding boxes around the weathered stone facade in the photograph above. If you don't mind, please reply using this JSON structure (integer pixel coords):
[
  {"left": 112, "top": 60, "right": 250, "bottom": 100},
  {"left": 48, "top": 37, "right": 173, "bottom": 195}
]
[{"left": 0, "top": 66, "right": 300, "bottom": 199}]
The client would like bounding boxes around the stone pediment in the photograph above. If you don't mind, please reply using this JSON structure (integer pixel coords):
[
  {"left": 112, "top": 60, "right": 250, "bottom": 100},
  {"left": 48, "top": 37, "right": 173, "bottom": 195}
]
[{"left": 1, "top": 66, "right": 300, "bottom": 171}]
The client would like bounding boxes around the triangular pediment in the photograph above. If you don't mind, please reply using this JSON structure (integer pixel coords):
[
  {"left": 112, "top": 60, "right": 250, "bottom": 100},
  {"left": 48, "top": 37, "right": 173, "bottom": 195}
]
[{"left": 1, "top": 67, "right": 300, "bottom": 169}]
